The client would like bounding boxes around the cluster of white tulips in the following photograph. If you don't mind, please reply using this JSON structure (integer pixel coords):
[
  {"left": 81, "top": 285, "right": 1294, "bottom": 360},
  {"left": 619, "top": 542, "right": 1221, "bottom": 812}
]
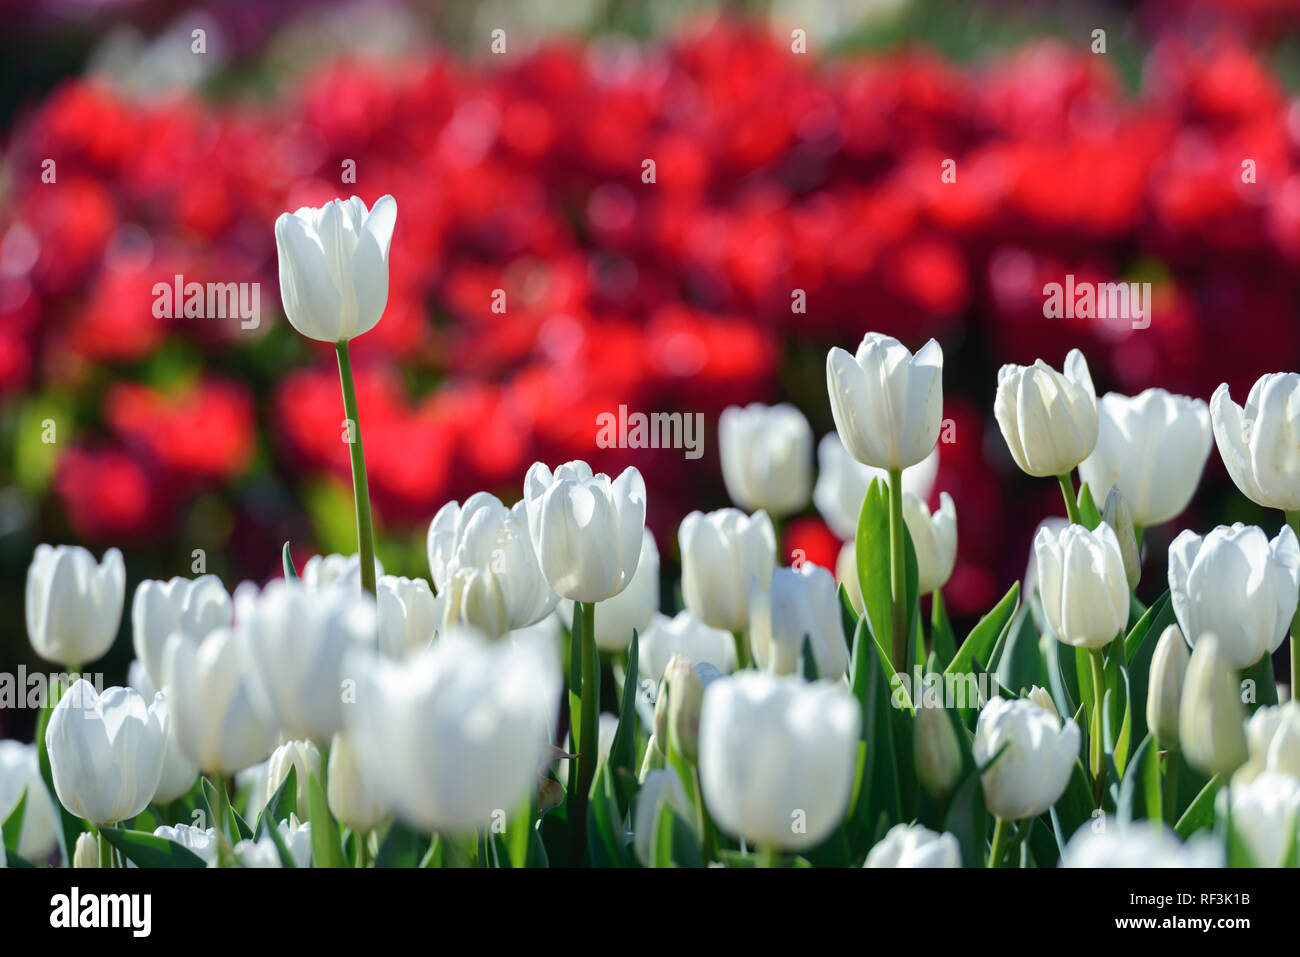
[{"left": 4, "top": 194, "right": 1300, "bottom": 870}]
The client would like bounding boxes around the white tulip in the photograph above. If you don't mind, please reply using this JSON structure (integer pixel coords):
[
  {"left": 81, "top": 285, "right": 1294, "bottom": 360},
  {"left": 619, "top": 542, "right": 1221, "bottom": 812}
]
[
  {"left": 903, "top": 491, "right": 957, "bottom": 594},
  {"left": 45, "top": 681, "right": 167, "bottom": 824},
  {"left": 1178, "top": 635, "right": 1248, "bottom": 777},
  {"left": 1033, "top": 522, "right": 1130, "bottom": 649},
  {"left": 154, "top": 824, "right": 218, "bottom": 866},
  {"left": 835, "top": 541, "right": 864, "bottom": 616},
  {"left": 236, "top": 579, "right": 377, "bottom": 742},
  {"left": 523, "top": 461, "right": 647, "bottom": 604},
  {"left": 559, "top": 528, "right": 659, "bottom": 651},
  {"left": 718, "top": 402, "right": 813, "bottom": 517},
  {"left": 132, "top": 575, "right": 231, "bottom": 690},
  {"left": 150, "top": 696, "right": 199, "bottom": 804},
  {"left": 864, "top": 823, "right": 961, "bottom": 868},
  {"left": 1147, "top": 625, "right": 1190, "bottom": 749},
  {"left": 1236, "top": 702, "right": 1300, "bottom": 784},
  {"left": 633, "top": 769, "right": 695, "bottom": 866},
  {"left": 639, "top": 611, "right": 737, "bottom": 685},
  {"left": 376, "top": 575, "right": 436, "bottom": 656},
  {"left": 699, "top": 673, "right": 860, "bottom": 851},
  {"left": 299, "top": 552, "right": 384, "bottom": 593},
  {"left": 679, "top": 508, "right": 776, "bottom": 633},
  {"left": 343, "top": 627, "right": 561, "bottom": 833},
  {"left": 1219, "top": 772, "right": 1300, "bottom": 867},
  {"left": 748, "top": 563, "right": 849, "bottom": 680},
  {"left": 0, "top": 741, "right": 58, "bottom": 861},
  {"left": 813, "top": 433, "right": 938, "bottom": 541},
  {"left": 327, "top": 732, "right": 384, "bottom": 833},
  {"left": 974, "top": 696, "right": 1080, "bottom": 820},
  {"left": 1168, "top": 523, "right": 1300, "bottom": 669},
  {"left": 1061, "top": 818, "right": 1223, "bottom": 867},
  {"left": 26, "top": 544, "right": 124, "bottom": 667},
  {"left": 1211, "top": 373, "right": 1300, "bottom": 511},
  {"left": 72, "top": 831, "right": 98, "bottom": 868},
  {"left": 1079, "top": 389, "right": 1212, "bottom": 526},
  {"left": 234, "top": 815, "right": 312, "bottom": 868},
  {"left": 994, "top": 349, "right": 1098, "bottom": 477},
  {"left": 827, "top": 333, "right": 944, "bottom": 470},
  {"left": 264, "top": 740, "right": 321, "bottom": 820},
  {"left": 162, "top": 627, "right": 277, "bottom": 774},
  {"left": 274, "top": 194, "right": 397, "bottom": 343},
  {"left": 427, "top": 492, "right": 558, "bottom": 637}
]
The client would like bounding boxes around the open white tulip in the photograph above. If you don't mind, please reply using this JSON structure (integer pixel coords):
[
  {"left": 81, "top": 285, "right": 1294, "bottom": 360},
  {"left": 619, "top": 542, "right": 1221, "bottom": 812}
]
[
  {"left": 376, "top": 575, "right": 436, "bottom": 656},
  {"left": 300, "top": 552, "right": 384, "bottom": 593},
  {"left": 903, "top": 491, "right": 957, "bottom": 594},
  {"left": 154, "top": 824, "right": 218, "bottom": 866},
  {"left": 1236, "top": 702, "right": 1300, "bottom": 784},
  {"left": 639, "top": 611, "right": 737, "bottom": 685},
  {"left": 748, "top": 563, "right": 848, "bottom": 680},
  {"left": 274, "top": 194, "right": 396, "bottom": 342},
  {"left": 974, "top": 696, "right": 1079, "bottom": 821},
  {"left": 560, "top": 528, "right": 659, "bottom": 651},
  {"left": 699, "top": 673, "right": 860, "bottom": 851},
  {"left": 523, "top": 461, "right": 647, "bottom": 604},
  {"left": 1033, "top": 521, "right": 1130, "bottom": 650},
  {"left": 45, "top": 681, "right": 167, "bottom": 824},
  {"left": 1167, "top": 523, "right": 1300, "bottom": 669},
  {"left": 813, "top": 433, "right": 938, "bottom": 541},
  {"left": 1219, "top": 772, "right": 1300, "bottom": 867},
  {"left": 26, "top": 544, "right": 124, "bottom": 667},
  {"left": 1061, "top": 818, "right": 1223, "bottom": 867},
  {"left": 864, "top": 823, "right": 961, "bottom": 868},
  {"left": 0, "top": 741, "right": 58, "bottom": 861},
  {"left": 994, "top": 349, "right": 1097, "bottom": 477},
  {"left": 718, "top": 402, "right": 813, "bottom": 517},
  {"left": 132, "top": 575, "right": 231, "bottom": 689},
  {"left": 1079, "top": 389, "right": 1212, "bottom": 526},
  {"left": 1211, "top": 373, "right": 1300, "bottom": 511},
  {"left": 679, "top": 507, "right": 776, "bottom": 633}
]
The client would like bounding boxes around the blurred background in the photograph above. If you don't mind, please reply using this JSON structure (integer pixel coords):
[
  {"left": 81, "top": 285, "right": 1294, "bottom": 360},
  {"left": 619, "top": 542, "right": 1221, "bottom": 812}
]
[{"left": 3, "top": 0, "right": 1300, "bottom": 737}]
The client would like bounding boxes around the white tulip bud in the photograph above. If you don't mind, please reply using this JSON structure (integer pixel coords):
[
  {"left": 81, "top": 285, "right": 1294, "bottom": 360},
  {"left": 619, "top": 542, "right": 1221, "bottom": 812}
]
[
  {"left": 665, "top": 655, "right": 704, "bottom": 764},
  {"left": 265, "top": 740, "right": 321, "bottom": 820},
  {"left": 1178, "top": 634, "right": 1248, "bottom": 777},
  {"left": 328, "top": 733, "right": 384, "bottom": 833},
  {"left": 26, "top": 544, "right": 125, "bottom": 668},
  {"left": 73, "top": 831, "right": 98, "bottom": 869},
  {"left": 718, "top": 402, "right": 813, "bottom": 517},
  {"left": 914, "top": 702, "right": 962, "bottom": 800},
  {"left": 1147, "top": 625, "right": 1190, "bottom": 748},
  {"left": 1101, "top": 486, "right": 1140, "bottom": 590}
]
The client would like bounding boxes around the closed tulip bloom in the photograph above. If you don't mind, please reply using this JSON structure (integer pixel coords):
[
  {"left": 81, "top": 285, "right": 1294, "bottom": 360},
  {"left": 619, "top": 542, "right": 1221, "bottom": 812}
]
[
  {"left": 835, "top": 541, "right": 864, "bottom": 616},
  {"left": 237, "top": 580, "right": 377, "bottom": 742},
  {"left": 1100, "top": 486, "right": 1141, "bottom": 589},
  {"left": 275, "top": 194, "right": 397, "bottom": 343},
  {"left": 903, "top": 491, "right": 957, "bottom": 594},
  {"left": 0, "top": 741, "right": 58, "bottom": 861},
  {"left": 162, "top": 627, "right": 277, "bottom": 774},
  {"left": 632, "top": 769, "right": 695, "bottom": 866},
  {"left": 376, "top": 575, "right": 436, "bottom": 656},
  {"left": 827, "top": 333, "right": 944, "bottom": 470},
  {"left": 1236, "top": 702, "right": 1300, "bottom": 784},
  {"left": 1079, "top": 389, "right": 1212, "bottom": 526},
  {"left": 560, "top": 528, "right": 659, "bottom": 651},
  {"left": 718, "top": 402, "right": 813, "bottom": 517},
  {"left": 132, "top": 575, "right": 231, "bottom": 688},
  {"left": 639, "top": 611, "right": 737, "bottom": 685},
  {"left": 994, "top": 349, "right": 1098, "bottom": 477},
  {"left": 523, "top": 461, "right": 647, "bottom": 604},
  {"left": 680, "top": 508, "right": 776, "bottom": 632},
  {"left": 1219, "top": 772, "right": 1300, "bottom": 867},
  {"left": 748, "top": 563, "right": 849, "bottom": 680},
  {"left": 45, "top": 681, "right": 167, "bottom": 824},
  {"left": 699, "top": 673, "right": 860, "bottom": 851},
  {"left": 864, "top": 824, "right": 961, "bottom": 868},
  {"left": 1147, "top": 625, "right": 1190, "bottom": 748},
  {"left": 1168, "top": 523, "right": 1300, "bottom": 669},
  {"left": 974, "top": 696, "right": 1080, "bottom": 821},
  {"left": 1211, "top": 373, "right": 1300, "bottom": 511},
  {"left": 1026, "top": 685, "right": 1060, "bottom": 723},
  {"left": 328, "top": 733, "right": 384, "bottom": 833},
  {"left": 344, "top": 627, "right": 561, "bottom": 833},
  {"left": 427, "top": 492, "right": 557, "bottom": 637},
  {"left": 1178, "top": 635, "right": 1248, "bottom": 777},
  {"left": 72, "top": 831, "right": 98, "bottom": 868},
  {"left": 1033, "top": 522, "right": 1130, "bottom": 649},
  {"left": 26, "top": 544, "right": 125, "bottom": 667},
  {"left": 813, "top": 433, "right": 938, "bottom": 541},
  {"left": 264, "top": 740, "right": 321, "bottom": 820},
  {"left": 1061, "top": 818, "right": 1223, "bottom": 867},
  {"left": 150, "top": 696, "right": 199, "bottom": 804},
  {"left": 914, "top": 702, "right": 962, "bottom": 800},
  {"left": 300, "top": 552, "right": 384, "bottom": 593}
]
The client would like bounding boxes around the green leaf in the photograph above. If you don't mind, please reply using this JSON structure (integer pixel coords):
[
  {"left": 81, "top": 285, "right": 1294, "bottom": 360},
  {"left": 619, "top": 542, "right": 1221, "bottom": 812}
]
[
  {"left": 649, "top": 801, "right": 701, "bottom": 868},
  {"left": 585, "top": 763, "right": 632, "bottom": 867},
  {"left": 2, "top": 785, "right": 27, "bottom": 854},
  {"left": 993, "top": 612, "right": 1047, "bottom": 697},
  {"left": 1175, "top": 774, "right": 1223, "bottom": 839},
  {"left": 99, "top": 826, "right": 207, "bottom": 868},
  {"left": 855, "top": 478, "right": 893, "bottom": 655},
  {"left": 305, "top": 771, "right": 346, "bottom": 867},
  {"left": 847, "top": 617, "right": 901, "bottom": 854},
  {"left": 1242, "top": 652, "right": 1278, "bottom": 711},
  {"left": 565, "top": 601, "right": 583, "bottom": 801},
  {"left": 801, "top": 634, "right": 819, "bottom": 681},
  {"left": 374, "top": 822, "right": 429, "bottom": 868},
  {"left": 838, "top": 583, "right": 860, "bottom": 650},
  {"left": 259, "top": 764, "right": 296, "bottom": 829},
  {"left": 1076, "top": 483, "right": 1102, "bottom": 530},
  {"left": 254, "top": 809, "right": 298, "bottom": 868},
  {"left": 1123, "top": 591, "right": 1173, "bottom": 745},
  {"left": 941, "top": 770, "right": 989, "bottom": 869},
  {"left": 282, "top": 542, "right": 299, "bottom": 579},
  {"left": 930, "top": 591, "right": 958, "bottom": 671},
  {"left": 945, "top": 582, "right": 1020, "bottom": 683},
  {"left": 609, "top": 629, "right": 640, "bottom": 816},
  {"left": 1117, "top": 733, "right": 1161, "bottom": 825}
]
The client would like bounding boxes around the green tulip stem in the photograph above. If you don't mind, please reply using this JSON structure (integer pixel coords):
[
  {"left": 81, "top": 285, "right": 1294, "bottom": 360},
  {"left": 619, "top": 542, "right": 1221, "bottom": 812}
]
[
  {"left": 334, "top": 340, "right": 377, "bottom": 596},
  {"left": 1287, "top": 510, "right": 1300, "bottom": 702},
  {"left": 732, "top": 630, "right": 751, "bottom": 670},
  {"left": 572, "top": 600, "right": 599, "bottom": 864},
  {"left": 211, "top": 772, "right": 230, "bottom": 840},
  {"left": 98, "top": 825, "right": 111, "bottom": 868},
  {"left": 1089, "top": 649, "right": 1107, "bottom": 801},
  {"left": 1162, "top": 747, "right": 1179, "bottom": 826},
  {"left": 691, "top": 766, "right": 717, "bottom": 863},
  {"left": 987, "top": 816, "right": 1010, "bottom": 868},
  {"left": 355, "top": 832, "right": 370, "bottom": 868},
  {"left": 1057, "top": 473, "right": 1082, "bottom": 525},
  {"left": 757, "top": 844, "right": 780, "bottom": 868},
  {"left": 887, "top": 467, "right": 907, "bottom": 672}
]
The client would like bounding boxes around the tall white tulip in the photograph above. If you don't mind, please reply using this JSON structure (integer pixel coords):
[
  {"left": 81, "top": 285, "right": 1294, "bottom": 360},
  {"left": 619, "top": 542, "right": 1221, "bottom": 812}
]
[
  {"left": 974, "top": 696, "right": 1079, "bottom": 821},
  {"left": 0, "top": 741, "right": 58, "bottom": 861},
  {"left": 427, "top": 492, "right": 557, "bottom": 637},
  {"left": 376, "top": 575, "right": 436, "bottom": 656},
  {"left": 1033, "top": 522, "right": 1130, "bottom": 649},
  {"left": 718, "top": 402, "right": 813, "bottom": 517},
  {"left": 559, "top": 528, "right": 659, "bottom": 651},
  {"left": 26, "top": 544, "right": 124, "bottom": 667},
  {"left": 748, "top": 563, "right": 849, "bottom": 680},
  {"left": 343, "top": 627, "right": 561, "bottom": 833},
  {"left": 274, "top": 195, "right": 396, "bottom": 343},
  {"left": 132, "top": 575, "right": 231, "bottom": 688},
  {"left": 679, "top": 507, "right": 776, "bottom": 634},
  {"left": 1167, "top": 523, "right": 1300, "bottom": 669},
  {"left": 813, "top": 433, "right": 938, "bottom": 541},
  {"left": 1079, "top": 389, "right": 1212, "bottom": 526},
  {"left": 1219, "top": 772, "right": 1300, "bottom": 867},
  {"left": 903, "top": 491, "right": 957, "bottom": 594},
  {"left": 45, "top": 681, "right": 167, "bottom": 824},
  {"left": 994, "top": 349, "right": 1098, "bottom": 478},
  {"left": 827, "top": 334, "right": 943, "bottom": 471},
  {"left": 1211, "top": 373, "right": 1300, "bottom": 511},
  {"left": 1178, "top": 635, "right": 1248, "bottom": 777},
  {"left": 699, "top": 673, "right": 860, "bottom": 851},
  {"left": 162, "top": 627, "right": 277, "bottom": 774},
  {"left": 864, "top": 824, "right": 961, "bottom": 868},
  {"left": 1146, "top": 625, "right": 1190, "bottom": 748},
  {"left": 522, "top": 461, "right": 647, "bottom": 604}
]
